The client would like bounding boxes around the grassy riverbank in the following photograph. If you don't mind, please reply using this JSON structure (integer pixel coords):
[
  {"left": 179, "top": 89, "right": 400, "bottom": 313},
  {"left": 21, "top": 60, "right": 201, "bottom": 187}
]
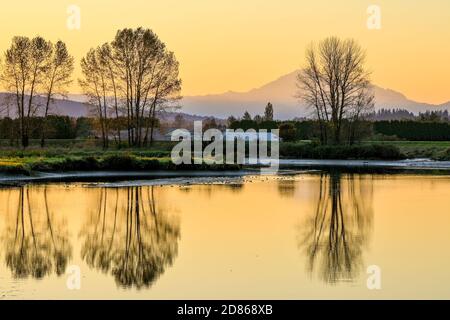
[
  {"left": 1, "top": 140, "right": 450, "bottom": 174},
  {"left": 0, "top": 154, "right": 242, "bottom": 175},
  {"left": 369, "top": 141, "right": 450, "bottom": 160},
  {"left": 0, "top": 141, "right": 240, "bottom": 174},
  {"left": 280, "top": 141, "right": 450, "bottom": 160}
]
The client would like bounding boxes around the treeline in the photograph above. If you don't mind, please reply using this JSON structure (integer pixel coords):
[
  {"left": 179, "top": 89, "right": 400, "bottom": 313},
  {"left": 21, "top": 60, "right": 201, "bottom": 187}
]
[
  {"left": 0, "top": 27, "right": 181, "bottom": 149},
  {"left": 0, "top": 115, "right": 163, "bottom": 143},
  {"left": 368, "top": 108, "right": 416, "bottom": 121},
  {"left": 0, "top": 116, "right": 90, "bottom": 142},
  {"left": 227, "top": 118, "right": 373, "bottom": 143},
  {"left": 368, "top": 109, "right": 450, "bottom": 122},
  {"left": 227, "top": 118, "right": 450, "bottom": 142},
  {"left": 228, "top": 120, "right": 278, "bottom": 131},
  {"left": 374, "top": 121, "right": 450, "bottom": 141},
  {"left": 79, "top": 28, "right": 181, "bottom": 148},
  {"left": 1, "top": 37, "right": 74, "bottom": 147}
]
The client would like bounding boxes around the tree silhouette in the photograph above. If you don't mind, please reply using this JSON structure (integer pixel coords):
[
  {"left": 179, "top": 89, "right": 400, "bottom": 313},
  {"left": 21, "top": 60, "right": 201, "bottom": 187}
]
[
  {"left": 79, "top": 28, "right": 182, "bottom": 148},
  {"left": 264, "top": 102, "right": 273, "bottom": 121},
  {"left": 297, "top": 37, "right": 374, "bottom": 145},
  {"left": 1, "top": 37, "right": 74, "bottom": 148}
]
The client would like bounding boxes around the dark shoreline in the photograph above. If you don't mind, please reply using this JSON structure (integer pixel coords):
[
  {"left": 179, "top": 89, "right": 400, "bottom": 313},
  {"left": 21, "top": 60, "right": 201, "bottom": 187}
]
[
  {"left": 2, "top": 159, "right": 450, "bottom": 185},
  {"left": 0, "top": 170, "right": 257, "bottom": 186}
]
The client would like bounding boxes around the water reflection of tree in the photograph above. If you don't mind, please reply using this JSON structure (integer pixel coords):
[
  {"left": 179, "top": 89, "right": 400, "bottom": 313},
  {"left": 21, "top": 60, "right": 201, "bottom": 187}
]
[
  {"left": 80, "top": 186, "right": 180, "bottom": 289},
  {"left": 299, "top": 173, "right": 373, "bottom": 284},
  {"left": 3, "top": 186, "right": 72, "bottom": 279}
]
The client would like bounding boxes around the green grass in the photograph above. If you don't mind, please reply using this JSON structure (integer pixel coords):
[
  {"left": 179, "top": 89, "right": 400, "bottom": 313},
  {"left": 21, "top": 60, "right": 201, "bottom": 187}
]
[
  {"left": 0, "top": 140, "right": 240, "bottom": 174},
  {"left": 2, "top": 139, "right": 450, "bottom": 174},
  {"left": 365, "top": 141, "right": 450, "bottom": 160},
  {"left": 0, "top": 154, "right": 241, "bottom": 174}
]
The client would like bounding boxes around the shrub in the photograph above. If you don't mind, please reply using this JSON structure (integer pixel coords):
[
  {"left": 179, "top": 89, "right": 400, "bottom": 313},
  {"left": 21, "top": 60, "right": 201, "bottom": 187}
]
[{"left": 279, "top": 123, "right": 297, "bottom": 142}]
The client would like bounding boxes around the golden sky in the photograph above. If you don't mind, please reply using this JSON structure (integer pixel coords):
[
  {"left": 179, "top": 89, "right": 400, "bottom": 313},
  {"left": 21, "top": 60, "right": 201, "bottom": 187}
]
[{"left": 1, "top": 0, "right": 449, "bottom": 103}]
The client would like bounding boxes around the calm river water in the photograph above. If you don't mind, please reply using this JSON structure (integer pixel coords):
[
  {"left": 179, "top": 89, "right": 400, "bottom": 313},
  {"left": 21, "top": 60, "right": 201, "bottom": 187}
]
[{"left": 1, "top": 172, "right": 450, "bottom": 299}]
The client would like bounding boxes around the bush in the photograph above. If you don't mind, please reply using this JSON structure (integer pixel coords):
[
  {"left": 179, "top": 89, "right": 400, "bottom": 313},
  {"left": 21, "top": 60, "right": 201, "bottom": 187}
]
[
  {"left": 100, "top": 154, "right": 138, "bottom": 170},
  {"left": 279, "top": 123, "right": 297, "bottom": 142}
]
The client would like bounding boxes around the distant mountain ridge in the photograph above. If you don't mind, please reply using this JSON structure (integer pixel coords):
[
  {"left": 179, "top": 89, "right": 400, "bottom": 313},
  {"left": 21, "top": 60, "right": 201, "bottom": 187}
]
[
  {"left": 182, "top": 70, "right": 450, "bottom": 119},
  {"left": 0, "top": 92, "right": 216, "bottom": 122},
  {"left": 1, "top": 70, "right": 448, "bottom": 120},
  {"left": 0, "top": 93, "right": 88, "bottom": 118}
]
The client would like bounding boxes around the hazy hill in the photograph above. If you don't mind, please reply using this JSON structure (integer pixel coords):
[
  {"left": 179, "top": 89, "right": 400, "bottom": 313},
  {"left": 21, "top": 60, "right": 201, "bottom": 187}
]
[
  {"left": 0, "top": 92, "right": 218, "bottom": 122},
  {"left": 1, "top": 71, "right": 448, "bottom": 120},
  {"left": 183, "top": 70, "right": 450, "bottom": 119},
  {"left": 0, "top": 93, "right": 88, "bottom": 118}
]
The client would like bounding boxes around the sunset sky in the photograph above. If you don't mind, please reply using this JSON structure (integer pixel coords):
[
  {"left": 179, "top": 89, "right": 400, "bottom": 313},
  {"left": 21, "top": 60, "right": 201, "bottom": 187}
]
[{"left": 1, "top": 0, "right": 449, "bottom": 104}]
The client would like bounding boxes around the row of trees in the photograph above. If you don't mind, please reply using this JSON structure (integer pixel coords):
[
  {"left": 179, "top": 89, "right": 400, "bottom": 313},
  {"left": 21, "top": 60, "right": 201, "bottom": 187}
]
[
  {"left": 368, "top": 108, "right": 450, "bottom": 122},
  {"left": 227, "top": 102, "right": 274, "bottom": 125},
  {"left": 374, "top": 120, "right": 450, "bottom": 141},
  {"left": 0, "top": 27, "right": 182, "bottom": 149},
  {"left": 0, "top": 116, "right": 91, "bottom": 143},
  {"left": 79, "top": 27, "right": 181, "bottom": 148},
  {"left": 226, "top": 118, "right": 374, "bottom": 143},
  {"left": 1, "top": 37, "right": 74, "bottom": 147}
]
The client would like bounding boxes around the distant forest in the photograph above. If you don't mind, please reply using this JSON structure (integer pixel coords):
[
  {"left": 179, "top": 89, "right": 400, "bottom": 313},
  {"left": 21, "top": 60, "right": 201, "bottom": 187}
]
[
  {"left": 2, "top": 107, "right": 450, "bottom": 143},
  {"left": 368, "top": 108, "right": 450, "bottom": 122}
]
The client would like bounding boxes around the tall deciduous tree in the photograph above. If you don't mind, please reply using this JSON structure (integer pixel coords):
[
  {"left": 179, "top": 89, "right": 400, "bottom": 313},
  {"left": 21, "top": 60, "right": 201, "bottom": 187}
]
[
  {"left": 41, "top": 41, "right": 74, "bottom": 147},
  {"left": 80, "top": 27, "right": 182, "bottom": 148},
  {"left": 2, "top": 37, "right": 49, "bottom": 147},
  {"left": 79, "top": 48, "right": 111, "bottom": 149},
  {"left": 1, "top": 36, "right": 73, "bottom": 148},
  {"left": 264, "top": 102, "right": 274, "bottom": 121},
  {"left": 296, "top": 37, "right": 374, "bottom": 145}
]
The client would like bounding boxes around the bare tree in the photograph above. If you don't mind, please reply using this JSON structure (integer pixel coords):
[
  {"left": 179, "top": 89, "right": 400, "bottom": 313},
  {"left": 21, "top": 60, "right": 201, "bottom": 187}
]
[
  {"left": 79, "top": 28, "right": 182, "bottom": 148},
  {"left": 41, "top": 40, "right": 74, "bottom": 147},
  {"left": 111, "top": 28, "right": 181, "bottom": 147},
  {"left": 1, "top": 36, "right": 52, "bottom": 147},
  {"left": 145, "top": 51, "right": 182, "bottom": 145},
  {"left": 347, "top": 85, "right": 374, "bottom": 144},
  {"left": 79, "top": 48, "right": 110, "bottom": 148},
  {"left": 98, "top": 43, "right": 122, "bottom": 145},
  {"left": 296, "top": 37, "right": 373, "bottom": 144}
]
